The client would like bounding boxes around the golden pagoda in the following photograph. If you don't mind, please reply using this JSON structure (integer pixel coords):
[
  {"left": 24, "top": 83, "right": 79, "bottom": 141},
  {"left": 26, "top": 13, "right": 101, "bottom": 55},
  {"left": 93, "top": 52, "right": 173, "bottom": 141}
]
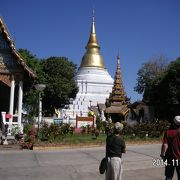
[
  {"left": 63, "top": 11, "right": 113, "bottom": 120},
  {"left": 80, "top": 10, "right": 105, "bottom": 68},
  {"left": 105, "top": 54, "right": 130, "bottom": 122}
]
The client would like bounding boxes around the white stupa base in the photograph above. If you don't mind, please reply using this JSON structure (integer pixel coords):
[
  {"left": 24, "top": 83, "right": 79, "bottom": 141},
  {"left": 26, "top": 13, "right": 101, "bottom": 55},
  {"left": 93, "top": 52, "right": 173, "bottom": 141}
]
[{"left": 60, "top": 67, "right": 113, "bottom": 120}]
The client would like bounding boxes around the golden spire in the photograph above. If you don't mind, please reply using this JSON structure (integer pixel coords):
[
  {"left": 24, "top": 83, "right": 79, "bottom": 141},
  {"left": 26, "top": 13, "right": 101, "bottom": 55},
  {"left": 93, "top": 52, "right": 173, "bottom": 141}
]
[
  {"left": 86, "top": 9, "right": 99, "bottom": 49},
  {"left": 105, "top": 53, "right": 130, "bottom": 117},
  {"left": 117, "top": 51, "right": 120, "bottom": 66},
  {"left": 80, "top": 10, "right": 105, "bottom": 68},
  {"left": 109, "top": 54, "right": 126, "bottom": 103}
]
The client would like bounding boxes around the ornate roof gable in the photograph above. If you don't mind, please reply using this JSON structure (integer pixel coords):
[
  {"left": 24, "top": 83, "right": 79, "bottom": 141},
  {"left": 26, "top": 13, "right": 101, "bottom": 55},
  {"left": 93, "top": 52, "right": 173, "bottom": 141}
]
[{"left": 0, "top": 17, "right": 36, "bottom": 79}]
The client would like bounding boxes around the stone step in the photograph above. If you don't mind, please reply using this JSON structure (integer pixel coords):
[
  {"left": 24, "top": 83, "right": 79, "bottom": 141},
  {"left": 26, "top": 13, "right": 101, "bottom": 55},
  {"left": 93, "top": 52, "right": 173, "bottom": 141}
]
[
  {"left": 69, "top": 104, "right": 89, "bottom": 111},
  {"left": 0, "top": 144, "right": 22, "bottom": 151},
  {"left": 1, "top": 135, "right": 16, "bottom": 145}
]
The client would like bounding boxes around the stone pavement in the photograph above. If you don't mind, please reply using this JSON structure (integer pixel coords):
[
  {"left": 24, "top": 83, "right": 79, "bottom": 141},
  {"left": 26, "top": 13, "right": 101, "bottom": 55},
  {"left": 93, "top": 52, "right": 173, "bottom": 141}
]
[{"left": 0, "top": 144, "right": 178, "bottom": 180}]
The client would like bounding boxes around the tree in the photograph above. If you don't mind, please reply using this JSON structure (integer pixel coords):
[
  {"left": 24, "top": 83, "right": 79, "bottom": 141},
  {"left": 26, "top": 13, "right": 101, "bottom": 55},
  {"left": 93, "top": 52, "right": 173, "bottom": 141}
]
[
  {"left": 18, "top": 49, "right": 39, "bottom": 72},
  {"left": 42, "top": 57, "right": 78, "bottom": 116},
  {"left": 134, "top": 56, "right": 169, "bottom": 101},
  {"left": 18, "top": 49, "right": 78, "bottom": 117},
  {"left": 18, "top": 49, "right": 42, "bottom": 123},
  {"left": 150, "top": 58, "right": 180, "bottom": 120},
  {"left": 164, "top": 57, "right": 180, "bottom": 104},
  {"left": 18, "top": 49, "right": 46, "bottom": 84}
]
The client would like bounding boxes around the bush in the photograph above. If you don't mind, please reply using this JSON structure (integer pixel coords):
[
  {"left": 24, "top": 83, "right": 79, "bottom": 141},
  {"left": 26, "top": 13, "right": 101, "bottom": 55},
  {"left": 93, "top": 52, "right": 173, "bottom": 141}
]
[
  {"left": 104, "top": 122, "right": 114, "bottom": 136},
  {"left": 80, "top": 126, "right": 86, "bottom": 134},
  {"left": 39, "top": 122, "right": 49, "bottom": 141},
  {"left": 123, "top": 121, "right": 170, "bottom": 138},
  {"left": 39, "top": 122, "right": 75, "bottom": 142},
  {"left": 96, "top": 121, "right": 106, "bottom": 133},
  {"left": 97, "top": 120, "right": 170, "bottom": 138},
  {"left": 122, "top": 122, "right": 133, "bottom": 135},
  {"left": 22, "top": 124, "right": 36, "bottom": 150}
]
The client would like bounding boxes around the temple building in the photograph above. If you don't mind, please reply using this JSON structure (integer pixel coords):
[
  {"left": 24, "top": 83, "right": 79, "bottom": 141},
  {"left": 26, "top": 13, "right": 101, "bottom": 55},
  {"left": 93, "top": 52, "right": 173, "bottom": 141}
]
[
  {"left": 0, "top": 17, "right": 36, "bottom": 135},
  {"left": 105, "top": 54, "right": 130, "bottom": 122},
  {"left": 61, "top": 13, "right": 113, "bottom": 122}
]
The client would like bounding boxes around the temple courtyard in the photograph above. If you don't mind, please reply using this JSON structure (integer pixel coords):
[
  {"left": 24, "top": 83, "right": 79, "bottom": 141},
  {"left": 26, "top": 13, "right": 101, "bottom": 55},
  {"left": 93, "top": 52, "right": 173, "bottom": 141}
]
[{"left": 0, "top": 144, "right": 178, "bottom": 180}]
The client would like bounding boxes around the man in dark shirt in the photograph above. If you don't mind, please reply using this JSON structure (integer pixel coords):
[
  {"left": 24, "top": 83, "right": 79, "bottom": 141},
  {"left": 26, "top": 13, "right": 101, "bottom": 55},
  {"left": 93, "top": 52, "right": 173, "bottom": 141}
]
[
  {"left": 105, "top": 122, "right": 126, "bottom": 180},
  {"left": 160, "top": 116, "right": 180, "bottom": 180}
]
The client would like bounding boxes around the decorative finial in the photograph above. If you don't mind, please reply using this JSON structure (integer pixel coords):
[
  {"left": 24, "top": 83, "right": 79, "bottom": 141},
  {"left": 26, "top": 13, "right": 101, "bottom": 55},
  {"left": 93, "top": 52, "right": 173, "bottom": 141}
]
[
  {"left": 91, "top": 8, "right": 95, "bottom": 34},
  {"left": 12, "top": 37, "right": 16, "bottom": 46},
  {"left": 92, "top": 8, "right": 95, "bottom": 22},
  {"left": 117, "top": 50, "right": 120, "bottom": 65},
  {"left": 85, "top": 9, "right": 99, "bottom": 48}
]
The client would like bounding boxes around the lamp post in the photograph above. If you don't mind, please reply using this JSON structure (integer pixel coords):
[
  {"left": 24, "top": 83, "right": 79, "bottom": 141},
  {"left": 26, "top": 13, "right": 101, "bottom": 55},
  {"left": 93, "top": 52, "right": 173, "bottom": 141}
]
[
  {"left": 35, "top": 84, "right": 46, "bottom": 137},
  {"left": 89, "top": 100, "right": 92, "bottom": 107}
]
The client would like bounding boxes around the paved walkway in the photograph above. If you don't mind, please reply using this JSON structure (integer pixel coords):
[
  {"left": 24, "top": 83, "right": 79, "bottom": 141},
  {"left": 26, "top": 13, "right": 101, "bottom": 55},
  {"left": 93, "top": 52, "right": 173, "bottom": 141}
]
[{"left": 0, "top": 144, "right": 178, "bottom": 180}]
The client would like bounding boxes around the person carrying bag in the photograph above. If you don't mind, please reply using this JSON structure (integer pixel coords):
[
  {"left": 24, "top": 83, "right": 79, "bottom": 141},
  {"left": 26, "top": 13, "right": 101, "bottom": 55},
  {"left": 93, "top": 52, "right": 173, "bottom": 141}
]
[{"left": 105, "top": 122, "right": 126, "bottom": 180}]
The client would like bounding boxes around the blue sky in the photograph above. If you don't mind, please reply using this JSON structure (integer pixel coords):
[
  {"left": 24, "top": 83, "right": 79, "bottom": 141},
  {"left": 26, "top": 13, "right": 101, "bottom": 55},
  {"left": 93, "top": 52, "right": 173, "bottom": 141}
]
[{"left": 1, "top": 0, "right": 180, "bottom": 102}]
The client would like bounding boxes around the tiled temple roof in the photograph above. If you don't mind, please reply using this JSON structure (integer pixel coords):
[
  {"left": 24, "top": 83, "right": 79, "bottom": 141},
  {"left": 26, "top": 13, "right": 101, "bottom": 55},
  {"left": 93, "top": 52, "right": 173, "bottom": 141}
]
[{"left": 0, "top": 17, "right": 36, "bottom": 79}]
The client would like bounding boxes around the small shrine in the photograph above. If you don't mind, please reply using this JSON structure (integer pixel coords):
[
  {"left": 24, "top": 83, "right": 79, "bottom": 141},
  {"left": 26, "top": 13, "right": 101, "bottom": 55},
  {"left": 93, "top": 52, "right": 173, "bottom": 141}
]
[
  {"left": 0, "top": 17, "right": 36, "bottom": 135},
  {"left": 105, "top": 54, "right": 130, "bottom": 122}
]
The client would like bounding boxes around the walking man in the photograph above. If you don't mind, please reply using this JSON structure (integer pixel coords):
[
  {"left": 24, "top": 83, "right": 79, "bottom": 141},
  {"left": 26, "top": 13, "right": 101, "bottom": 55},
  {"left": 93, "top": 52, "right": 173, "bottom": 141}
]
[
  {"left": 160, "top": 116, "right": 180, "bottom": 180},
  {"left": 105, "top": 122, "right": 126, "bottom": 180}
]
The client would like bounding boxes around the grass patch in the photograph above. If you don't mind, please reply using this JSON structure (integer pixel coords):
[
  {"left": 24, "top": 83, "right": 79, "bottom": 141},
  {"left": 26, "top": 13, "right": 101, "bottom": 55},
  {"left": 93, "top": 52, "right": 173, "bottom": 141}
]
[
  {"left": 35, "top": 134, "right": 106, "bottom": 146},
  {"left": 35, "top": 133, "right": 162, "bottom": 147},
  {"left": 61, "top": 134, "right": 106, "bottom": 144},
  {"left": 123, "top": 135, "right": 162, "bottom": 144}
]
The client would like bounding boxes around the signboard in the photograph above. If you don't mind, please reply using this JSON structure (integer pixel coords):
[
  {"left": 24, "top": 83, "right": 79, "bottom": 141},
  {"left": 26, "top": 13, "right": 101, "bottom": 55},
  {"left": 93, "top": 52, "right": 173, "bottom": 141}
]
[
  {"left": 76, "top": 116, "right": 94, "bottom": 128},
  {"left": 77, "top": 121, "right": 93, "bottom": 128},
  {"left": 53, "top": 118, "right": 63, "bottom": 125}
]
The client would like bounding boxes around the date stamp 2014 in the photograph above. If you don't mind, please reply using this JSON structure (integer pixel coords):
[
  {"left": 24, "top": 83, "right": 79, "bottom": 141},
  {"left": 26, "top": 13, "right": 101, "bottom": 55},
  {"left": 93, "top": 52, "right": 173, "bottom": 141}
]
[{"left": 152, "top": 159, "right": 179, "bottom": 167}]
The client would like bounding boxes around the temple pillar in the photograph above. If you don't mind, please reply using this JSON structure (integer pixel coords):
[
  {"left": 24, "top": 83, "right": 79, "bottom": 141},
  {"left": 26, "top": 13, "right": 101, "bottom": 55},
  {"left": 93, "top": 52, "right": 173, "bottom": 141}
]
[
  {"left": 18, "top": 81, "right": 23, "bottom": 132},
  {"left": 9, "top": 76, "right": 15, "bottom": 127}
]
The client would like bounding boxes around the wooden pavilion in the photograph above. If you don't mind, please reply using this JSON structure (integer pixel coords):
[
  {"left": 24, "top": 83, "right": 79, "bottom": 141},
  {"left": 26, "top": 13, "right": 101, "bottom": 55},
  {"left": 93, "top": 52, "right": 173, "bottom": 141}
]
[{"left": 0, "top": 17, "right": 36, "bottom": 135}]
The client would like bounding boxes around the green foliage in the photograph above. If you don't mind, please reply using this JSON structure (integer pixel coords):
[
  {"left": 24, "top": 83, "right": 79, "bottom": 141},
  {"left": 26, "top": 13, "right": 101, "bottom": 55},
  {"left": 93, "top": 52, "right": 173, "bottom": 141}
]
[
  {"left": 80, "top": 126, "right": 87, "bottom": 134},
  {"left": 39, "top": 122, "right": 74, "bottom": 142},
  {"left": 48, "top": 124, "right": 62, "bottom": 141},
  {"left": 135, "top": 56, "right": 179, "bottom": 120},
  {"left": 80, "top": 125, "right": 90, "bottom": 134},
  {"left": 96, "top": 121, "right": 169, "bottom": 138},
  {"left": 38, "top": 122, "right": 49, "bottom": 141},
  {"left": 96, "top": 115, "right": 103, "bottom": 130},
  {"left": 23, "top": 124, "right": 32, "bottom": 134},
  {"left": 149, "top": 58, "right": 180, "bottom": 119},
  {"left": 122, "top": 121, "right": 170, "bottom": 138},
  {"left": 41, "top": 57, "right": 78, "bottom": 116},
  {"left": 121, "top": 122, "right": 133, "bottom": 135},
  {"left": 18, "top": 49, "right": 46, "bottom": 84},
  {"left": 11, "top": 125, "right": 21, "bottom": 135},
  {"left": 35, "top": 121, "right": 170, "bottom": 145},
  {"left": 105, "top": 122, "right": 114, "bottom": 135},
  {"left": 18, "top": 49, "right": 43, "bottom": 122},
  {"left": 53, "top": 133, "right": 106, "bottom": 145},
  {"left": 18, "top": 49, "right": 39, "bottom": 75},
  {"left": 18, "top": 49, "right": 78, "bottom": 117},
  {"left": 23, "top": 124, "right": 36, "bottom": 150},
  {"left": 134, "top": 56, "right": 168, "bottom": 100},
  {"left": 152, "top": 58, "right": 180, "bottom": 104}
]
